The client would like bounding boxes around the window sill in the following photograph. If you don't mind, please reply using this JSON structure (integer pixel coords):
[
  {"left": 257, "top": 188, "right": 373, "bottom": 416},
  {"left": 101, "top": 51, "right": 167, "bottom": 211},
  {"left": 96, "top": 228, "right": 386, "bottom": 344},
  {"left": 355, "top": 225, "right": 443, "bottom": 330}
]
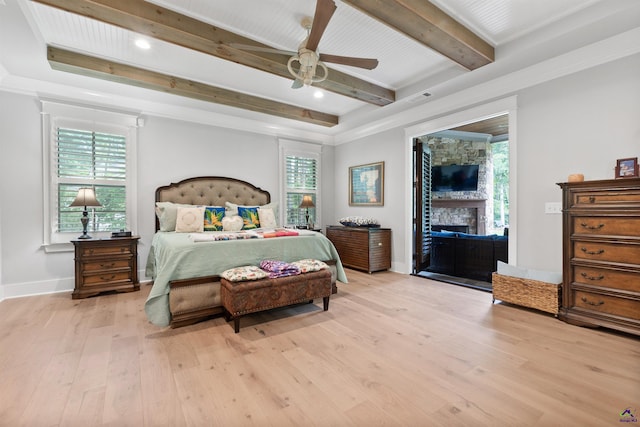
[{"left": 42, "top": 242, "right": 74, "bottom": 253}]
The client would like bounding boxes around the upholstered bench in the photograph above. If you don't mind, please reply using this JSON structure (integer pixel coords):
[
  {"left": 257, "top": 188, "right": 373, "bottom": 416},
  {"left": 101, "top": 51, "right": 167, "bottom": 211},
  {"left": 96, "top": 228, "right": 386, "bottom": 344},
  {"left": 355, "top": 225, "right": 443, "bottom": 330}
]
[{"left": 220, "top": 268, "right": 332, "bottom": 333}]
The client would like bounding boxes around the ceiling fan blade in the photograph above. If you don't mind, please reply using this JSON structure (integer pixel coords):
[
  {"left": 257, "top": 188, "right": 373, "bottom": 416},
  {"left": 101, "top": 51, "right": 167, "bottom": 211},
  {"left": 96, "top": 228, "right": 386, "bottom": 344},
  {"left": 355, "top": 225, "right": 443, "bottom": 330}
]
[
  {"left": 305, "top": 0, "right": 337, "bottom": 52},
  {"left": 319, "top": 54, "right": 379, "bottom": 70},
  {"left": 291, "top": 78, "right": 304, "bottom": 89},
  {"left": 228, "top": 43, "right": 295, "bottom": 56}
]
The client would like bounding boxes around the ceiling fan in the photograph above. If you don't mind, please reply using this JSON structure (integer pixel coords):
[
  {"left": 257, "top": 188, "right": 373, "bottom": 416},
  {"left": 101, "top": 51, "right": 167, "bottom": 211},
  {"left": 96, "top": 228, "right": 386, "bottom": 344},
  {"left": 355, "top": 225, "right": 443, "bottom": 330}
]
[{"left": 230, "top": 0, "right": 379, "bottom": 89}]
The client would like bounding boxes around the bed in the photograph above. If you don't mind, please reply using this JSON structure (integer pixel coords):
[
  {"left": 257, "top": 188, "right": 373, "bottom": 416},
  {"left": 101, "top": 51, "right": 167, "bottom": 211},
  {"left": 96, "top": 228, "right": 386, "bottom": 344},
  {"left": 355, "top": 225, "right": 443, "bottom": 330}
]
[{"left": 144, "top": 176, "right": 347, "bottom": 328}]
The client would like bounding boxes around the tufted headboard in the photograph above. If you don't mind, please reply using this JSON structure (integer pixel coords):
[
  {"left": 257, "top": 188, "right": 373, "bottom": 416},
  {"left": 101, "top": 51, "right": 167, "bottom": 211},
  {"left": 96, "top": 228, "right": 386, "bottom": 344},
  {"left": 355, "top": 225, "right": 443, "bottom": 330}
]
[{"left": 155, "top": 176, "right": 271, "bottom": 231}]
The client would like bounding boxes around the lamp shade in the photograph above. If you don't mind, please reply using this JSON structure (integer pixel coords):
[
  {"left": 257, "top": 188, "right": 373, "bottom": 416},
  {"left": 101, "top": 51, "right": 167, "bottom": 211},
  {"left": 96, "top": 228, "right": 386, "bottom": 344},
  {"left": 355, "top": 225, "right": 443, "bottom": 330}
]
[
  {"left": 299, "top": 195, "right": 315, "bottom": 208},
  {"left": 69, "top": 188, "right": 102, "bottom": 208}
]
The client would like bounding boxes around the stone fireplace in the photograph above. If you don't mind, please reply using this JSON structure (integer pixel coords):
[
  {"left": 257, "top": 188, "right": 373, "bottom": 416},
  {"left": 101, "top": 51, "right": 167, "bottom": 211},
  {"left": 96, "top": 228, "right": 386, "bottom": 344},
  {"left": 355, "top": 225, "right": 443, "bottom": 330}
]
[{"left": 425, "top": 134, "right": 493, "bottom": 235}]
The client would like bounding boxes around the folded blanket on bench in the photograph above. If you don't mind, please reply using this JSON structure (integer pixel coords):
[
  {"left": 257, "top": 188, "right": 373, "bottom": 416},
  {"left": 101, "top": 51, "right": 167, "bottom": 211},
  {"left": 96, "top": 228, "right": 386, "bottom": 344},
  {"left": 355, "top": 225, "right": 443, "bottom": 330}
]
[{"left": 260, "top": 260, "right": 300, "bottom": 278}]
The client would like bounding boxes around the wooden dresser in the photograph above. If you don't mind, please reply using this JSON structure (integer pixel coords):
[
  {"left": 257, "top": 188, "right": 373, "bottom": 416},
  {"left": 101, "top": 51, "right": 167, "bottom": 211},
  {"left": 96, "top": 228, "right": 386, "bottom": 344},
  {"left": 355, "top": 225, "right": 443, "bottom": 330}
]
[
  {"left": 558, "top": 178, "right": 640, "bottom": 335},
  {"left": 72, "top": 237, "right": 140, "bottom": 299},
  {"left": 326, "top": 226, "right": 391, "bottom": 273}
]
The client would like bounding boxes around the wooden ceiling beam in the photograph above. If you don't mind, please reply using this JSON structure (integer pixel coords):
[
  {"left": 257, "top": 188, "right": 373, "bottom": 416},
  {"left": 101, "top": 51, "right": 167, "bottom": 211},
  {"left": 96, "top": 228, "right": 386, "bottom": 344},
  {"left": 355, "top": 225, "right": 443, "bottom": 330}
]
[
  {"left": 342, "top": 0, "right": 494, "bottom": 70},
  {"left": 32, "top": 0, "right": 394, "bottom": 106},
  {"left": 47, "top": 46, "right": 339, "bottom": 127}
]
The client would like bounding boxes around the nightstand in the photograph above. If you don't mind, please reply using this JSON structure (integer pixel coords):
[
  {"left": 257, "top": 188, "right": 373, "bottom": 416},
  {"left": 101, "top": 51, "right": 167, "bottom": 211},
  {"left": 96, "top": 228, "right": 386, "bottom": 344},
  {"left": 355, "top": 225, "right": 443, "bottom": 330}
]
[{"left": 72, "top": 236, "right": 140, "bottom": 299}]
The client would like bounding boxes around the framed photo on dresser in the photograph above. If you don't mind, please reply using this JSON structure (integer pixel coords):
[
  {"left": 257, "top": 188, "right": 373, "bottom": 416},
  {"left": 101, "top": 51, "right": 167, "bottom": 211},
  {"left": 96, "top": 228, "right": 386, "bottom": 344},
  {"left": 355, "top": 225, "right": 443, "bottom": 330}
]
[{"left": 615, "top": 157, "right": 639, "bottom": 178}]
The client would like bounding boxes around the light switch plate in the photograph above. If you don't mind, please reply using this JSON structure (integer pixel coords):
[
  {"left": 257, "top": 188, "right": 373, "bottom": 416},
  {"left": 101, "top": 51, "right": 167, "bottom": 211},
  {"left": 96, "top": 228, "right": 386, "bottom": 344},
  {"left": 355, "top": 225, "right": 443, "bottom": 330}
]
[{"left": 545, "top": 202, "right": 562, "bottom": 214}]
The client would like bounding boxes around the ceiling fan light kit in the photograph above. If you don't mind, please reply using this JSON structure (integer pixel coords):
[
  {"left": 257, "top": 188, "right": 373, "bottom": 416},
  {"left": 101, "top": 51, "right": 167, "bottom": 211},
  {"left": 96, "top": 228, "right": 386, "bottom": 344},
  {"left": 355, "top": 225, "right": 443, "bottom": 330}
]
[{"left": 234, "top": 0, "right": 378, "bottom": 90}]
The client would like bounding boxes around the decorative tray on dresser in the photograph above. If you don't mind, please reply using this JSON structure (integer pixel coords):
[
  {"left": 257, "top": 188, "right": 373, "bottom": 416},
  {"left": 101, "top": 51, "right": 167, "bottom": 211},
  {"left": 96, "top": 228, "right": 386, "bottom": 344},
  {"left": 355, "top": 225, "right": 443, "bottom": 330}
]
[{"left": 557, "top": 177, "right": 640, "bottom": 336}]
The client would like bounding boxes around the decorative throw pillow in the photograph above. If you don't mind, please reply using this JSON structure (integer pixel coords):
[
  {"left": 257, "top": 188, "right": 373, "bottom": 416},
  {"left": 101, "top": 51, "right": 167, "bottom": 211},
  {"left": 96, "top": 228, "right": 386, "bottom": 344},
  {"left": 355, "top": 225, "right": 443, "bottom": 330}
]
[
  {"left": 204, "top": 206, "right": 225, "bottom": 231},
  {"left": 258, "top": 207, "right": 277, "bottom": 229},
  {"left": 238, "top": 206, "right": 260, "bottom": 229},
  {"left": 226, "top": 201, "right": 279, "bottom": 222},
  {"left": 222, "top": 215, "right": 244, "bottom": 232},
  {"left": 290, "top": 259, "right": 329, "bottom": 273},
  {"left": 175, "top": 206, "right": 205, "bottom": 233},
  {"left": 155, "top": 202, "right": 193, "bottom": 231},
  {"left": 221, "top": 265, "right": 269, "bottom": 282}
]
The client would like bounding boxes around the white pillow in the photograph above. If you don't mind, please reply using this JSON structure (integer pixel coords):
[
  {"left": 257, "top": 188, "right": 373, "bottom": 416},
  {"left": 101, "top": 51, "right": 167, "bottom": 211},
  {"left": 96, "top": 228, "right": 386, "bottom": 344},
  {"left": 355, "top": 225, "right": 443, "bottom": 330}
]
[
  {"left": 155, "top": 202, "right": 193, "bottom": 231},
  {"left": 258, "top": 207, "right": 277, "bottom": 229},
  {"left": 222, "top": 215, "right": 243, "bottom": 232},
  {"left": 175, "top": 206, "right": 205, "bottom": 233},
  {"left": 226, "top": 201, "right": 278, "bottom": 224}
]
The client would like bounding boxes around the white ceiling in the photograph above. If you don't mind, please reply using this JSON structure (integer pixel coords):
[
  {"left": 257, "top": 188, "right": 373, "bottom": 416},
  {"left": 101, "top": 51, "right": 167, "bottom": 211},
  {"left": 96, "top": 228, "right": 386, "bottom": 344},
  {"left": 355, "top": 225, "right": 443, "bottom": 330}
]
[{"left": 1, "top": 0, "right": 639, "bottom": 140}]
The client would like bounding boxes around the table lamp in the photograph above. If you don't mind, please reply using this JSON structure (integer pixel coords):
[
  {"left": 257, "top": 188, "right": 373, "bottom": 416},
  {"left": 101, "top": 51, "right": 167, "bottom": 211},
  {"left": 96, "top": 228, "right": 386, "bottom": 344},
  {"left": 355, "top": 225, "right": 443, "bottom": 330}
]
[
  {"left": 69, "top": 187, "right": 102, "bottom": 239},
  {"left": 299, "top": 195, "right": 315, "bottom": 229}
]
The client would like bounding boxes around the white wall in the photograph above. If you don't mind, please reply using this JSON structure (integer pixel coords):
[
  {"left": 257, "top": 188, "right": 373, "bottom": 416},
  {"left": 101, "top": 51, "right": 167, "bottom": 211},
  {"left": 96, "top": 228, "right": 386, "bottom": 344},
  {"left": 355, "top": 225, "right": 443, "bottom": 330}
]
[
  {"left": 514, "top": 52, "right": 640, "bottom": 271},
  {"left": 0, "top": 96, "right": 334, "bottom": 297},
  {"left": 334, "top": 52, "right": 640, "bottom": 275},
  {"left": 1, "top": 52, "right": 638, "bottom": 298}
]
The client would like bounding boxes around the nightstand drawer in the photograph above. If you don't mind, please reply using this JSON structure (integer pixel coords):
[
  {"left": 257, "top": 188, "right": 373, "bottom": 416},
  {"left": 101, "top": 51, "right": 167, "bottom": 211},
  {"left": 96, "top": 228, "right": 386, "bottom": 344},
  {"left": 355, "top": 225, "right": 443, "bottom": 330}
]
[
  {"left": 79, "top": 244, "right": 133, "bottom": 257},
  {"left": 83, "top": 258, "right": 131, "bottom": 271},
  {"left": 83, "top": 270, "right": 132, "bottom": 286}
]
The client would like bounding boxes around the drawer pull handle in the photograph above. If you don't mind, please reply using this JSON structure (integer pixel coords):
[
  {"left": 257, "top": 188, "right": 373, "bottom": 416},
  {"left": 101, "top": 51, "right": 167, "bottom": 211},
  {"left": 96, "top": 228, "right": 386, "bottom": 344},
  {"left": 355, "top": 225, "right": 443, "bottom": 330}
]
[
  {"left": 580, "top": 222, "right": 604, "bottom": 230},
  {"left": 580, "top": 272, "right": 604, "bottom": 281},
  {"left": 580, "top": 247, "right": 604, "bottom": 255},
  {"left": 588, "top": 196, "right": 596, "bottom": 203},
  {"left": 100, "top": 262, "right": 115, "bottom": 268},
  {"left": 378, "top": 242, "right": 382, "bottom": 246},
  {"left": 100, "top": 274, "right": 116, "bottom": 281},
  {"left": 581, "top": 297, "right": 604, "bottom": 306}
]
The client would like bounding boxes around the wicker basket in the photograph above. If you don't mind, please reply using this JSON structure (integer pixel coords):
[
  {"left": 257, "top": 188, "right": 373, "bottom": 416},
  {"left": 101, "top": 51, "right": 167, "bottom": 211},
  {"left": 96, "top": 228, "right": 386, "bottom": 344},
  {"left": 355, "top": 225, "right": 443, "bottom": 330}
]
[{"left": 492, "top": 273, "right": 561, "bottom": 315}]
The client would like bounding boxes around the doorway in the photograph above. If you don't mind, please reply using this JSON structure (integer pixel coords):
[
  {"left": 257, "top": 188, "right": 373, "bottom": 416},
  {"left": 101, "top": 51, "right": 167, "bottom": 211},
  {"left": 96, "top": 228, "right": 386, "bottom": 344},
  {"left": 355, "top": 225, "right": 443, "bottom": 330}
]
[{"left": 412, "top": 114, "right": 510, "bottom": 290}]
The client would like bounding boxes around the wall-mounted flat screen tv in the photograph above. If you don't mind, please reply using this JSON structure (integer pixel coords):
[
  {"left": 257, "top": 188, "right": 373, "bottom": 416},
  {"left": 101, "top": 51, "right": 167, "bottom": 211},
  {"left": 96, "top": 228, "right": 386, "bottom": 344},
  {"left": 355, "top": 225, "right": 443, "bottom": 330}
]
[{"left": 431, "top": 164, "right": 479, "bottom": 192}]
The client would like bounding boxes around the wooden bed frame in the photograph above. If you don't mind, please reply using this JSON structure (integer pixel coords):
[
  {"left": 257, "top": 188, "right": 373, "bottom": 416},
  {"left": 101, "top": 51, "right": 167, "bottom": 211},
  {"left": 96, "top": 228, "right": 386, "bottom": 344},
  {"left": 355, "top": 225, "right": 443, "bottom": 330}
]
[{"left": 153, "top": 176, "right": 337, "bottom": 328}]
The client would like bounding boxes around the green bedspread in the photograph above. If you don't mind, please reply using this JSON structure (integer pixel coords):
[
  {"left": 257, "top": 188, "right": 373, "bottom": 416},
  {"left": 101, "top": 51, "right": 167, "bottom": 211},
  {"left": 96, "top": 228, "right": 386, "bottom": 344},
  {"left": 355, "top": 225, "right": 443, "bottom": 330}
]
[{"left": 144, "top": 231, "right": 347, "bottom": 327}]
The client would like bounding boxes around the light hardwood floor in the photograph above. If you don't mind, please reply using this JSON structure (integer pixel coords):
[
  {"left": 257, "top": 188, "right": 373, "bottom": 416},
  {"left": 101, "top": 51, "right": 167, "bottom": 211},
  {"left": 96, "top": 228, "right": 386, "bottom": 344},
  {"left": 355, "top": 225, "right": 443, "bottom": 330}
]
[{"left": 1, "top": 269, "right": 638, "bottom": 426}]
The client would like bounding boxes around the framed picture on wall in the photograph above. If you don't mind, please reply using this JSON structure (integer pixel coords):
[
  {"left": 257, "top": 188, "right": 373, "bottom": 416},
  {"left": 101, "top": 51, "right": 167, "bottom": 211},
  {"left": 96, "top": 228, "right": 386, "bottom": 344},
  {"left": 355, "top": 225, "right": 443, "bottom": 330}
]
[
  {"left": 615, "top": 157, "right": 639, "bottom": 179},
  {"left": 349, "top": 161, "right": 384, "bottom": 206}
]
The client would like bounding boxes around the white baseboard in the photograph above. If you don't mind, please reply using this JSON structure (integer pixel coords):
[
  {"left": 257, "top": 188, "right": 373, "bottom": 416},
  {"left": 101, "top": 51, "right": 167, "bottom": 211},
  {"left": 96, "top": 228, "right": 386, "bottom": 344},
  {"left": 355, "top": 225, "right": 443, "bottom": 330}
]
[{"left": 0, "top": 269, "right": 148, "bottom": 301}]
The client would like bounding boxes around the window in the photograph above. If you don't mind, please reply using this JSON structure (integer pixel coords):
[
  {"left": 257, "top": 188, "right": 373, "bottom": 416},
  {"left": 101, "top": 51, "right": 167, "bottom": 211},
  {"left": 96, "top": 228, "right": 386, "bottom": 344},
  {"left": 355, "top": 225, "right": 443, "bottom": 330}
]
[
  {"left": 279, "top": 139, "right": 321, "bottom": 227},
  {"left": 42, "top": 101, "right": 138, "bottom": 250}
]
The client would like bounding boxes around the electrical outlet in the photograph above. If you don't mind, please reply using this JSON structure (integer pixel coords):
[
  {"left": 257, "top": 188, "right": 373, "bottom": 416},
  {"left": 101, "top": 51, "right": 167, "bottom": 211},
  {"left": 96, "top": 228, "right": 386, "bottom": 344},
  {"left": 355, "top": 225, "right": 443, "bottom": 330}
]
[{"left": 545, "top": 202, "right": 562, "bottom": 214}]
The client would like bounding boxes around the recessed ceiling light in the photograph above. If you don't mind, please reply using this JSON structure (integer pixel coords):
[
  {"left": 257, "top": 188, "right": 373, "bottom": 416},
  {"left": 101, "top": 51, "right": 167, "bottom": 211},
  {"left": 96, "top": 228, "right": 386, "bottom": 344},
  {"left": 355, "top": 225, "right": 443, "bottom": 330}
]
[
  {"left": 135, "top": 39, "right": 151, "bottom": 50},
  {"left": 313, "top": 90, "right": 324, "bottom": 99}
]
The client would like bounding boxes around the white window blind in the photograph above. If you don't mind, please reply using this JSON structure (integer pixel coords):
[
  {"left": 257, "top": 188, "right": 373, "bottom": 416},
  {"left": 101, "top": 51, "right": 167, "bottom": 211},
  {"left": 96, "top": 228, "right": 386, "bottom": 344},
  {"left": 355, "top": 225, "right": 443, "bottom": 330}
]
[
  {"left": 285, "top": 155, "right": 317, "bottom": 225},
  {"left": 279, "top": 139, "right": 322, "bottom": 228},
  {"left": 56, "top": 127, "right": 127, "bottom": 233}
]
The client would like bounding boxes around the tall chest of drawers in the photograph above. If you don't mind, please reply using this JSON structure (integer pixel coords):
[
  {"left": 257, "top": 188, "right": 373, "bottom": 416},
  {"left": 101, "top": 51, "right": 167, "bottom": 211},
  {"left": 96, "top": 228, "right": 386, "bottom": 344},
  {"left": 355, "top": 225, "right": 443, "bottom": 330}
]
[
  {"left": 558, "top": 178, "right": 640, "bottom": 335},
  {"left": 326, "top": 226, "right": 391, "bottom": 273},
  {"left": 72, "top": 237, "right": 140, "bottom": 299}
]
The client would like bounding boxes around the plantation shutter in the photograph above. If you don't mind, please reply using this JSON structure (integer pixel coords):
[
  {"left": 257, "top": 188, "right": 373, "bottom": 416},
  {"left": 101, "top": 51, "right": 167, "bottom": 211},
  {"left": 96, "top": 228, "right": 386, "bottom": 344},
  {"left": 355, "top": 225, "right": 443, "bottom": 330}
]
[
  {"left": 56, "top": 127, "right": 127, "bottom": 233},
  {"left": 285, "top": 155, "right": 317, "bottom": 226}
]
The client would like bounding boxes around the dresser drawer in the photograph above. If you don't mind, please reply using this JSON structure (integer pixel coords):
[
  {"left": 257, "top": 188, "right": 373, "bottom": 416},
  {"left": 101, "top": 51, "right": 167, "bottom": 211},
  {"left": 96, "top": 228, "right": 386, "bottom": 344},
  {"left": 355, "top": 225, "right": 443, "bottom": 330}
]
[
  {"left": 573, "top": 290, "right": 640, "bottom": 320},
  {"left": 573, "top": 217, "right": 640, "bottom": 237},
  {"left": 572, "top": 240, "right": 640, "bottom": 265},
  {"left": 83, "top": 270, "right": 132, "bottom": 286},
  {"left": 572, "top": 189, "right": 640, "bottom": 207},
  {"left": 573, "top": 265, "right": 640, "bottom": 292},
  {"left": 83, "top": 258, "right": 131, "bottom": 272}
]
